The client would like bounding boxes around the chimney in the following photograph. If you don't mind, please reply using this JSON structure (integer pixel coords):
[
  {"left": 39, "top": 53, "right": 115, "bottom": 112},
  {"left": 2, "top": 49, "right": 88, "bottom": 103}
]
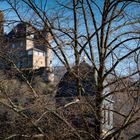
[{"left": 0, "top": 10, "right": 4, "bottom": 35}]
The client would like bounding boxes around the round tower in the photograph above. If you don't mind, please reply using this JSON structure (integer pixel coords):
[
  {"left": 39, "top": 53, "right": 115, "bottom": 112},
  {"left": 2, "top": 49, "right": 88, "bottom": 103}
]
[{"left": 43, "top": 33, "right": 54, "bottom": 82}]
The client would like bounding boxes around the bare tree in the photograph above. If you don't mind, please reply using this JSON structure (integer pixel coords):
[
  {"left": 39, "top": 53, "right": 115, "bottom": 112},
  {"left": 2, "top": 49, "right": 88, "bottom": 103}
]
[{"left": 0, "top": 0, "right": 140, "bottom": 140}]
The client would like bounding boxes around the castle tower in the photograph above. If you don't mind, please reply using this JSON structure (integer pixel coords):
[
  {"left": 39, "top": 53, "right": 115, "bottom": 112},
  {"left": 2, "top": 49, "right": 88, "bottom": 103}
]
[
  {"left": 26, "top": 24, "right": 34, "bottom": 50},
  {"left": 43, "top": 33, "right": 54, "bottom": 82},
  {"left": 0, "top": 10, "right": 4, "bottom": 35},
  {"left": 42, "top": 22, "right": 53, "bottom": 70},
  {"left": 46, "top": 33, "right": 53, "bottom": 67}
]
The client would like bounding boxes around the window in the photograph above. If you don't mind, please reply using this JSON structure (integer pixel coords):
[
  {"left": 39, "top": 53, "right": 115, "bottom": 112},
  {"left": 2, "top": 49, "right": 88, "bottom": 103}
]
[
  {"left": 28, "top": 50, "right": 33, "bottom": 55},
  {"left": 107, "top": 106, "right": 110, "bottom": 125},
  {"left": 20, "top": 42, "right": 23, "bottom": 47},
  {"left": 104, "top": 104, "right": 111, "bottom": 126},
  {"left": 17, "top": 62, "right": 21, "bottom": 67},
  {"left": 12, "top": 44, "right": 15, "bottom": 48}
]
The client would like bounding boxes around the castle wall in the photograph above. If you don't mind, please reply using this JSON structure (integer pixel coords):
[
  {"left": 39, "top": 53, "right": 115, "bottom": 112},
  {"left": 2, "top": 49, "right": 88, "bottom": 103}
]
[
  {"left": 26, "top": 36, "right": 34, "bottom": 50},
  {"left": 32, "top": 50, "right": 45, "bottom": 69}
]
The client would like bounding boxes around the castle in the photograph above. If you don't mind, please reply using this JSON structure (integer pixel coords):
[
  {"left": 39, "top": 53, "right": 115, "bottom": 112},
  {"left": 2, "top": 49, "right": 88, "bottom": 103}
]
[
  {"left": 0, "top": 11, "right": 54, "bottom": 82},
  {"left": 0, "top": 10, "right": 114, "bottom": 137}
]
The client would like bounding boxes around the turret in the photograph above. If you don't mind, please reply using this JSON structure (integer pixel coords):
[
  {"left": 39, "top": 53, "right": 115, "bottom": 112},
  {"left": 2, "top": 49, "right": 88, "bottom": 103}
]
[
  {"left": 45, "top": 33, "right": 53, "bottom": 66},
  {"left": 43, "top": 33, "right": 54, "bottom": 82}
]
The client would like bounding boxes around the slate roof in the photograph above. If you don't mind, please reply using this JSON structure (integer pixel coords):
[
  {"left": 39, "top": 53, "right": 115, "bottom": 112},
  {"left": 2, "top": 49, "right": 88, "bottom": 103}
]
[
  {"left": 55, "top": 62, "right": 96, "bottom": 98},
  {"left": 7, "top": 23, "right": 27, "bottom": 38}
]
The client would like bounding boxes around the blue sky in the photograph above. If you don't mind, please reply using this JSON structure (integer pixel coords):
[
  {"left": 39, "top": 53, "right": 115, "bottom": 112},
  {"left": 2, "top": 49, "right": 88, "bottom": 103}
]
[
  {"left": 0, "top": 0, "right": 139, "bottom": 71},
  {"left": 0, "top": 0, "right": 57, "bottom": 9},
  {"left": 0, "top": 1, "right": 9, "bottom": 10},
  {"left": 0, "top": 0, "right": 57, "bottom": 32}
]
